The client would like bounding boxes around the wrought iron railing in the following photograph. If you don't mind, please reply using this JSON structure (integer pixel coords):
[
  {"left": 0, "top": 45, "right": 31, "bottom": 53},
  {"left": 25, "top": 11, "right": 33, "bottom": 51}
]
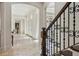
[{"left": 41, "top": 2, "right": 79, "bottom": 56}]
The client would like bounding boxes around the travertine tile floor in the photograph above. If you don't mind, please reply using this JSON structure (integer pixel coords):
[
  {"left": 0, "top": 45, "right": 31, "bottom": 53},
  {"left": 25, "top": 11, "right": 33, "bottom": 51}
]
[{"left": 0, "top": 34, "right": 40, "bottom": 56}]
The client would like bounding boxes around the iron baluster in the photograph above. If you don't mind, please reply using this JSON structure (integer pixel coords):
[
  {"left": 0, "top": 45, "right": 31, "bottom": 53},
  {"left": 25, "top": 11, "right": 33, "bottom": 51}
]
[
  {"left": 73, "top": 2, "right": 76, "bottom": 45},
  {"left": 68, "top": 6, "right": 70, "bottom": 47},
  {"left": 59, "top": 16, "right": 61, "bottom": 51},
  {"left": 49, "top": 29, "right": 51, "bottom": 56},
  {"left": 63, "top": 11, "right": 65, "bottom": 49},
  {"left": 51, "top": 27, "right": 53, "bottom": 55},
  {"left": 47, "top": 31, "right": 49, "bottom": 55},
  {"left": 54, "top": 24, "right": 55, "bottom": 56},
  {"left": 56, "top": 20, "right": 58, "bottom": 53}
]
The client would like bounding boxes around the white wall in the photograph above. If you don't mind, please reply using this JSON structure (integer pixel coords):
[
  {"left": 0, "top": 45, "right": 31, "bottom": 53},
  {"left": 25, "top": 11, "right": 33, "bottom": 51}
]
[
  {"left": 25, "top": 8, "right": 39, "bottom": 39},
  {"left": 55, "top": 2, "right": 66, "bottom": 16},
  {"left": 0, "top": 2, "right": 12, "bottom": 51},
  {"left": 45, "top": 2, "right": 55, "bottom": 28}
]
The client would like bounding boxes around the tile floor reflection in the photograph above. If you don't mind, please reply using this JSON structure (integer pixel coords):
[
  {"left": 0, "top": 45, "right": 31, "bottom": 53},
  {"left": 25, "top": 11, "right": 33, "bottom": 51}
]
[{"left": 0, "top": 34, "right": 40, "bottom": 56}]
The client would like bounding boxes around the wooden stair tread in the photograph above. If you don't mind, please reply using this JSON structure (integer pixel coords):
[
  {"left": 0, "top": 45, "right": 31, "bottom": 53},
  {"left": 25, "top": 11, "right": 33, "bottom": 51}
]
[
  {"left": 70, "top": 44, "right": 79, "bottom": 52},
  {"left": 53, "top": 53, "right": 61, "bottom": 56},
  {"left": 60, "top": 50, "right": 73, "bottom": 56}
]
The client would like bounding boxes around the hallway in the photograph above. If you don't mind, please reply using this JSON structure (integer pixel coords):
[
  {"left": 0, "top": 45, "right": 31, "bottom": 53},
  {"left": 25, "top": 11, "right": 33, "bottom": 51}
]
[
  {"left": 1, "top": 2, "right": 79, "bottom": 56},
  {"left": 0, "top": 34, "right": 40, "bottom": 56}
]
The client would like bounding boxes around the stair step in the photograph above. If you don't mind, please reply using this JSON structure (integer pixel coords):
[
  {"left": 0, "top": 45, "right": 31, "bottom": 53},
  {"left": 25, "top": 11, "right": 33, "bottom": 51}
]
[
  {"left": 53, "top": 53, "right": 61, "bottom": 56},
  {"left": 60, "top": 50, "right": 73, "bottom": 56},
  {"left": 70, "top": 44, "right": 79, "bottom": 52}
]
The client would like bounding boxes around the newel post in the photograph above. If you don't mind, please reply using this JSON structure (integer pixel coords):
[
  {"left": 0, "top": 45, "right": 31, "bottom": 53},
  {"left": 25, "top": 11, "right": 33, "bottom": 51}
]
[{"left": 41, "top": 27, "right": 47, "bottom": 56}]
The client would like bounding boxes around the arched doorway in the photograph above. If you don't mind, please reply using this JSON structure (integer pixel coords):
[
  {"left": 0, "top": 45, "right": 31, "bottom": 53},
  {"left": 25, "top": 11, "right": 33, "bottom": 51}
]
[
  {"left": 0, "top": 2, "right": 45, "bottom": 56},
  {"left": 11, "top": 3, "right": 40, "bottom": 55}
]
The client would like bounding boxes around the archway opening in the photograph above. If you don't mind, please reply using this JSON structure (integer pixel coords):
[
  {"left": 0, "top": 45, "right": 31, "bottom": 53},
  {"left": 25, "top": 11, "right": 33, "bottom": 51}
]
[{"left": 11, "top": 3, "right": 40, "bottom": 55}]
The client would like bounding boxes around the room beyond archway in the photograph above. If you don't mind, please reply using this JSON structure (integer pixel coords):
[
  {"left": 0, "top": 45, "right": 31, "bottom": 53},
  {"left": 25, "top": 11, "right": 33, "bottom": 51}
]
[{"left": 11, "top": 3, "right": 40, "bottom": 55}]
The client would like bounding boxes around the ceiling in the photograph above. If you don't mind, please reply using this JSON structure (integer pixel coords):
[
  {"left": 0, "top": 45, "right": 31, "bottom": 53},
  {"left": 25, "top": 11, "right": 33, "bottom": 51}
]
[{"left": 12, "top": 4, "right": 37, "bottom": 16}]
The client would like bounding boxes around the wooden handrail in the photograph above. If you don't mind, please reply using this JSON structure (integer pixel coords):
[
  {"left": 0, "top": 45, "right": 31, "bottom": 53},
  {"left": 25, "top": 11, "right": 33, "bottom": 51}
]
[{"left": 46, "top": 2, "right": 71, "bottom": 31}]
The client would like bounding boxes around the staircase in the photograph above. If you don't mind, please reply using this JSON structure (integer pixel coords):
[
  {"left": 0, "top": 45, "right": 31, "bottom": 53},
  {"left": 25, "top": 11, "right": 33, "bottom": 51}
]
[{"left": 41, "top": 2, "right": 79, "bottom": 56}]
